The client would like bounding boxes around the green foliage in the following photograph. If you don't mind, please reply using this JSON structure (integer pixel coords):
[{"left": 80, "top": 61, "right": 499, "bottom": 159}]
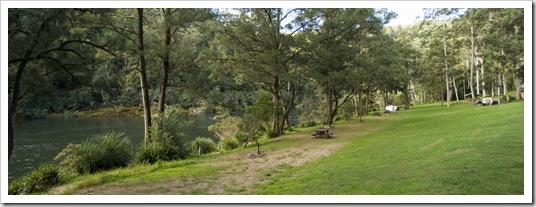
[
  {"left": 9, "top": 164, "right": 61, "bottom": 195},
  {"left": 54, "top": 132, "right": 134, "bottom": 174},
  {"left": 220, "top": 137, "right": 240, "bottom": 150},
  {"left": 135, "top": 140, "right": 187, "bottom": 164},
  {"left": 190, "top": 137, "right": 217, "bottom": 155},
  {"left": 136, "top": 109, "right": 191, "bottom": 164},
  {"left": 208, "top": 116, "right": 242, "bottom": 140},
  {"left": 239, "top": 92, "right": 274, "bottom": 146},
  {"left": 298, "top": 109, "right": 324, "bottom": 127}
]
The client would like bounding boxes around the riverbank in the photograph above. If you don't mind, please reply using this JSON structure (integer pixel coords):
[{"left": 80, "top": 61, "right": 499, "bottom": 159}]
[
  {"left": 46, "top": 106, "right": 205, "bottom": 119},
  {"left": 45, "top": 106, "right": 145, "bottom": 119},
  {"left": 43, "top": 101, "right": 524, "bottom": 196}
]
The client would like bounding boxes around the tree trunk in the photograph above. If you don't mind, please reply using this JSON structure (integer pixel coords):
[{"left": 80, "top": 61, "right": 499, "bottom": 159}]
[
  {"left": 513, "top": 63, "right": 523, "bottom": 100},
  {"left": 452, "top": 77, "right": 459, "bottom": 103},
  {"left": 501, "top": 64, "right": 509, "bottom": 102},
  {"left": 325, "top": 89, "right": 332, "bottom": 125},
  {"left": 410, "top": 81, "right": 417, "bottom": 107},
  {"left": 158, "top": 9, "right": 172, "bottom": 114},
  {"left": 280, "top": 85, "right": 296, "bottom": 132},
  {"left": 475, "top": 58, "right": 480, "bottom": 97},
  {"left": 491, "top": 78, "right": 495, "bottom": 98},
  {"left": 271, "top": 76, "right": 282, "bottom": 135},
  {"left": 364, "top": 91, "right": 370, "bottom": 115},
  {"left": 497, "top": 73, "right": 501, "bottom": 97},
  {"left": 480, "top": 58, "right": 486, "bottom": 97},
  {"left": 8, "top": 16, "right": 50, "bottom": 160},
  {"left": 138, "top": 8, "right": 152, "bottom": 145},
  {"left": 404, "top": 83, "right": 410, "bottom": 110},
  {"left": 8, "top": 60, "right": 30, "bottom": 160},
  {"left": 442, "top": 22, "right": 450, "bottom": 107},
  {"left": 470, "top": 25, "right": 476, "bottom": 102},
  {"left": 352, "top": 95, "right": 358, "bottom": 117}
]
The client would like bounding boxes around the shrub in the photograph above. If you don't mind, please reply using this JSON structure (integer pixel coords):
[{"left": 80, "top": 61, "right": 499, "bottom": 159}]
[
  {"left": 265, "top": 130, "right": 279, "bottom": 138},
  {"left": 54, "top": 132, "right": 134, "bottom": 174},
  {"left": 9, "top": 164, "right": 61, "bottom": 195},
  {"left": 136, "top": 140, "right": 187, "bottom": 164},
  {"left": 220, "top": 137, "right": 240, "bottom": 150},
  {"left": 136, "top": 109, "right": 190, "bottom": 164},
  {"left": 191, "top": 137, "right": 217, "bottom": 155},
  {"left": 208, "top": 116, "right": 242, "bottom": 140},
  {"left": 299, "top": 120, "right": 317, "bottom": 128}
]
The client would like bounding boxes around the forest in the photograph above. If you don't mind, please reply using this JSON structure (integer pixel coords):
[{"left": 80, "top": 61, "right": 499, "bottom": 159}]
[{"left": 8, "top": 8, "right": 524, "bottom": 163}]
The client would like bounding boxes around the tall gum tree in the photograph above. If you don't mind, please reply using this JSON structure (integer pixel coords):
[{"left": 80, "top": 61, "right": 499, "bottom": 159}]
[
  {"left": 207, "top": 8, "right": 312, "bottom": 135},
  {"left": 303, "top": 8, "right": 388, "bottom": 125}
]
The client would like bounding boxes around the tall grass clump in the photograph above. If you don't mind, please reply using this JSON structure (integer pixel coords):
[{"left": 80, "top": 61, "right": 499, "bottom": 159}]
[
  {"left": 136, "top": 109, "right": 191, "bottom": 164},
  {"left": 9, "top": 164, "right": 61, "bottom": 195},
  {"left": 54, "top": 132, "right": 134, "bottom": 174},
  {"left": 191, "top": 137, "right": 217, "bottom": 155}
]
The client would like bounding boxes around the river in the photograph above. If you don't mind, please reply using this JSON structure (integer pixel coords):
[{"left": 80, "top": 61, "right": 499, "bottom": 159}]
[{"left": 8, "top": 113, "right": 218, "bottom": 181}]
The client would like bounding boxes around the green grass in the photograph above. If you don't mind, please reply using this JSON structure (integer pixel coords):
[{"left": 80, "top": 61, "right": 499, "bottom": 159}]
[
  {"left": 48, "top": 101, "right": 524, "bottom": 195},
  {"left": 258, "top": 102, "right": 524, "bottom": 195}
]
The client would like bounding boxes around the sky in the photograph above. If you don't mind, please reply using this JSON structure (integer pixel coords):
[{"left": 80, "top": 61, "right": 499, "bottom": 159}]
[{"left": 385, "top": 8, "right": 426, "bottom": 26}]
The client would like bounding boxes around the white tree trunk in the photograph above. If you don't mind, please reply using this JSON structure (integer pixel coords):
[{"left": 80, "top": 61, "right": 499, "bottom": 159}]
[
  {"left": 410, "top": 81, "right": 417, "bottom": 106},
  {"left": 452, "top": 77, "right": 459, "bottom": 103},
  {"left": 443, "top": 22, "right": 450, "bottom": 107},
  {"left": 497, "top": 73, "right": 501, "bottom": 97},
  {"left": 491, "top": 78, "right": 495, "bottom": 98},
  {"left": 469, "top": 25, "right": 476, "bottom": 101},
  {"left": 475, "top": 61, "right": 480, "bottom": 97},
  {"left": 480, "top": 57, "right": 486, "bottom": 97}
]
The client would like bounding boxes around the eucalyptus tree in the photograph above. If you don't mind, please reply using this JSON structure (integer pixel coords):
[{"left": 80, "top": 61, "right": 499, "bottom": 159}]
[
  {"left": 8, "top": 8, "right": 117, "bottom": 159},
  {"left": 149, "top": 8, "right": 213, "bottom": 113},
  {"left": 480, "top": 8, "right": 523, "bottom": 100},
  {"left": 205, "top": 8, "right": 313, "bottom": 135},
  {"left": 423, "top": 8, "right": 461, "bottom": 107},
  {"left": 455, "top": 8, "right": 524, "bottom": 102},
  {"left": 302, "top": 8, "right": 386, "bottom": 125}
]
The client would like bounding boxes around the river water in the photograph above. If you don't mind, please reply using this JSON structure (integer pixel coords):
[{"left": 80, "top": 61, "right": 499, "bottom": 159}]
[{"left": 8, "top": 114, "right": 218, "bottom": 181}]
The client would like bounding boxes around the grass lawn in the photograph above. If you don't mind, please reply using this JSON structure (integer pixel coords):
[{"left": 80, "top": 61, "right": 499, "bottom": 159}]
[
  {"left": 47, "top": 101, "right": 525, "bottom": 196},
  {"left": 258, "top": 101, "right": 524, "bottom": 195}
]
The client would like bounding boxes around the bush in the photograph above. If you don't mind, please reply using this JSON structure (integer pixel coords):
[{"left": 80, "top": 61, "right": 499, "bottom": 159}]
[
  {"left": 208, "top": 116, "right": 242, "bottom": 140},
  {"left": 136, "top": 140, "right": 187, "bottom": 164},
  {"left": 191, "top": 137, "right": 217, "bottom": 155},
  {"left": 136, "top": 109, "right": 190, "bottom": 164},
  {"left": 9, "top": 164, "right": 61, "bottom": 195},
  {"left": 54, "top": 132, "right": 134, "bottom": 174},
  {"left": 220, "top": 137, "right": 240, "bottom": 150},
  {"left": 299, "top": 120, "right": 317, "bottom": 128}
]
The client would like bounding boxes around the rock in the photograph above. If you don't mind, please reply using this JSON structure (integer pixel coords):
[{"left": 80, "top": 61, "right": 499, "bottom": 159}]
[{"left": 247, "top": 152, "right": 264, "bottom": 159}]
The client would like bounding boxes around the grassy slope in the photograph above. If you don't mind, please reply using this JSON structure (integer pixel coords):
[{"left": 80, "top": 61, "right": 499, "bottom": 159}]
[
  {"left": 51, "top": 101, "right": 524, "bottom": 195},
  {"left": 259, "top": 102, "right": 524, "bottom": 195}
]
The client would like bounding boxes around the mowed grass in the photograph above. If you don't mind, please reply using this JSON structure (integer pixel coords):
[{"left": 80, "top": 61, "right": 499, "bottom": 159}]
[{"left": 258, "top": 101, "right": 524, "bottom": 195}]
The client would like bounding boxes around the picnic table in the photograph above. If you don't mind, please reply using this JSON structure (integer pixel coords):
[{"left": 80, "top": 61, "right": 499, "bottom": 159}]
[{"left": 312, "top": 128, "right": 332, "bottom": 139}]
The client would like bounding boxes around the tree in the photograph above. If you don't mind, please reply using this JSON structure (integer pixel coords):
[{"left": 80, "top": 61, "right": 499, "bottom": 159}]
[
  {"left": 8, "top": 8, "right": 116, "bottom": 159},
  {"left": 136, "top": 8, "right": 152, "bottom": 145},
  {"left": 155, "top": 8, "right": 213, "bottom": 113},
  {"left": 238, "top": 93, "right": 273, "bottom": 155},
  {"left": 206, "top": 8, "right": 309, "bottom": 136},
  {"left": 303, "top": 8, "right": 386, "bottom": 125},
  {"left": 423, "top": 8, "right": 461, "bottom": 107}
]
